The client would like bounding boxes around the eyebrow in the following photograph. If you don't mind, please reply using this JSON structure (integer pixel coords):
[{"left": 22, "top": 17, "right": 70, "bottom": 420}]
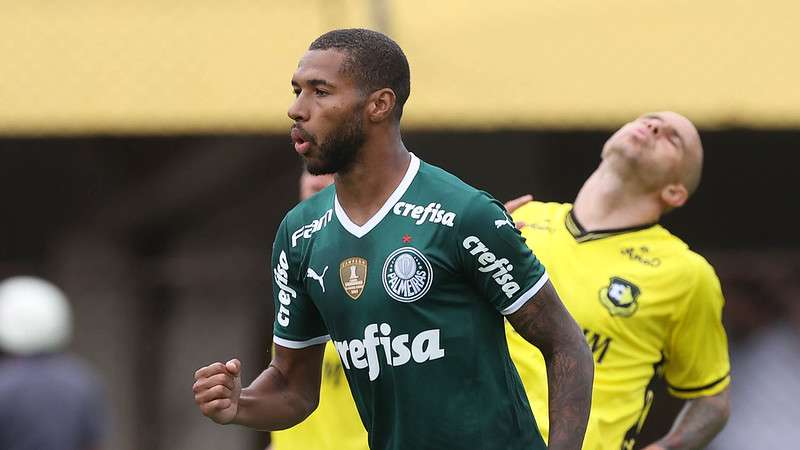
[
  {"left": 291, "top": 78, "right": 336, "bottom": 89},
  {"left": 643, "top": 114, "right": 686, "bottom": 149}
]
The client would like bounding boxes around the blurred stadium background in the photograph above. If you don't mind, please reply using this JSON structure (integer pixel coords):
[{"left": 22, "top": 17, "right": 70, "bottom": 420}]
[{"left": 2, "top": 1, "right": 798, "bottom": 449}]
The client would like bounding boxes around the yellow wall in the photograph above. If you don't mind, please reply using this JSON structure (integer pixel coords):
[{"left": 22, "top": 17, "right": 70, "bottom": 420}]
[{"left": 2, "top": 1, "right": 798, "bottom": 135}]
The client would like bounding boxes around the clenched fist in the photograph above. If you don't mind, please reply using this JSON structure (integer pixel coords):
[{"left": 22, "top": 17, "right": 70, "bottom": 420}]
[{"left": 193, "top": 359, "right": 242, "bottom": 424}]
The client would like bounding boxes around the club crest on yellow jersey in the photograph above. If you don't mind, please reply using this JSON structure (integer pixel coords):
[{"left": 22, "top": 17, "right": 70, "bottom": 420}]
[
  {"left": 599, "top": 277, "right": 641, "bottom": 317},
  {"left": 340, "top": 257, "right": 368, "bottom": 300}
]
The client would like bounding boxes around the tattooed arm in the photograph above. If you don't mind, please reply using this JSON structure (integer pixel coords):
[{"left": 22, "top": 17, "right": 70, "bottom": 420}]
[
  {"left": 507, "top": 280, "right": 594, "bottom": 450},
  {"left": 642, "top": 389, "right": 730, "bottom": 450}
]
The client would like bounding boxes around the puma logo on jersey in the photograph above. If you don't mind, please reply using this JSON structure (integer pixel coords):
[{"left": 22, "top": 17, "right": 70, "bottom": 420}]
[
  {"left": 393, "top": 201, "right": 456, "bottom": 227},
  {"left": 495, "top": 213, "right": 514, "bottom": 229},
  {"left": 334, "top": 323, "right": 445, "bottom": 381},
  {"left": 462, "top": 236, "right": 521, "bottom": 298},
  {"left": 306, "top": 266, "right": 328, "bottom": 293},
  {"left": 292, "top": 209, "right": 333, "bottom": 247},
  {"left": 274, "top": 251, "right": 297, "bottom": 327},
  {"left": 495, "top": 219, "right": 511, "bottom": 228}
]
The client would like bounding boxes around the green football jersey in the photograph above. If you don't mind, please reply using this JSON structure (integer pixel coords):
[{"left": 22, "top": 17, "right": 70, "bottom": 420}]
[{"left": 271, "top": 154, "right": 548, "bottom": 450}]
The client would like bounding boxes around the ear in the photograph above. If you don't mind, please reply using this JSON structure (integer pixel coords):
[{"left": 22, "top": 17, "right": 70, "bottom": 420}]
[
  {"left": 660, "top": 183, "right": 688, "bottom": 209},
  {"left": 365, "top": 88, "right": 397, "bottom": 123}
]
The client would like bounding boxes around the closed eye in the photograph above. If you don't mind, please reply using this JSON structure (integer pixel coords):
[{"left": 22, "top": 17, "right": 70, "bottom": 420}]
[{"left": 669, "top": 130, "right": 684, "bottom": 149}]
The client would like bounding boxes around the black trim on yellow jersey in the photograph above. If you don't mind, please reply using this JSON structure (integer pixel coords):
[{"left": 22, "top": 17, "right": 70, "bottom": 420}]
[
  {"left": 566, "top": 209, "right": 658, "bottom": 243},
  {"left": 667, "top": 372, "right": 731, "bottom": 393},
  {"left": 620, "top": 357, "right": 664, "bottom": 450}
]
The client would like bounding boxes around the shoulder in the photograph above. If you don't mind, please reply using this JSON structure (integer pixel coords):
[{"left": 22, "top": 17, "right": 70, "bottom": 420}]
[
  {"left": 681, "top": 248, "right": 721, "bottom": 289},
  {"left": 1, "top": 355, "right": 101, "bottom": 394},
  {"left": 282, "top": 184, "right": 335, "bottom": 229},
  {"left": 58, "top": 355, "right": 104, "bottom": 394},
  {"left": 276, "top": 185, "right": 336, "bottom": 248},
  {"left": 413, "top": 159, "right": 502, "bottom": 224},
  {"left": 415, "top": 159, "right": 483, "bottom": 203},
  {"left": 513, "top": 201, "right": 570, "bottom": 223},
  {"left": 649, "top": 228, "right": 717, "bottom": 279},
  {"left": 648, "top": 229, "right": 723, "bottom": 310}
]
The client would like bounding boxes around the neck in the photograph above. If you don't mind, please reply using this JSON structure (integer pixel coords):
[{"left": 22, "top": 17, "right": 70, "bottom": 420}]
[
  {"left": 573, "top": 162, "right": 662, "bottom": 231},
  {"left": 334, "top": 126, "right": 410, "bottom": 226}
]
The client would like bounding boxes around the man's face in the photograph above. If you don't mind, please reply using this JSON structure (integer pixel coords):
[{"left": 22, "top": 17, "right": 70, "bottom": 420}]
[
  {"left": 288, "top": 49, "right": 367, "bottom": 175},
  {"left": 601, "top": 111, "right": 700, "bottom": 191}
]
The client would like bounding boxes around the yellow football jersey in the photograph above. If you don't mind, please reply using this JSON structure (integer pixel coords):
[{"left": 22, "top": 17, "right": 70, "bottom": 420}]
[
  {"left": 506, "top": 202, "right": 730, "bottom": 450},
  {"left": 271, "top": 341, "right": 368, "bottom": 450}
]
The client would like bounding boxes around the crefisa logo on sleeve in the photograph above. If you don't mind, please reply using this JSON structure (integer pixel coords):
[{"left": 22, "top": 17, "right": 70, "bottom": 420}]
[
  {"left": 462, "top": 235, "right": 520, "bottom": 298},
  {"left": 382, "top": 247, "right": 433, "bottom": 302},
  {"left": 274, "top": 250, "right": 296, "bottom": 326}
]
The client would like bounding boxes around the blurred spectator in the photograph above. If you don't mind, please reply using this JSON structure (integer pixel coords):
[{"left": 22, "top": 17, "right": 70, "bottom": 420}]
[
  {"left": 298, "top": 170, "right": 335, "bottom": 204},
  {"left": 0, "top": 276, "right": 107, "bottom": 450}
]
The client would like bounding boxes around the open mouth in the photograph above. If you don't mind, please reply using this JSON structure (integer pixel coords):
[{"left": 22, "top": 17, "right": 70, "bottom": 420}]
[{"left": 291, "top": 127, "right": 313, "bottom": 154}]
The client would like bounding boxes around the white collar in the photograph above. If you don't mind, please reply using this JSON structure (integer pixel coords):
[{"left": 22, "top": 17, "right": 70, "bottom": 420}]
[{"left": 334, "top": 153, "right": 420, "bottom": 238}]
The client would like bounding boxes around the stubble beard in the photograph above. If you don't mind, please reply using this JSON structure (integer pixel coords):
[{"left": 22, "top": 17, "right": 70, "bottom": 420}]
[{"left": 305, "top": 107, "right": 366, "bottom": 176}]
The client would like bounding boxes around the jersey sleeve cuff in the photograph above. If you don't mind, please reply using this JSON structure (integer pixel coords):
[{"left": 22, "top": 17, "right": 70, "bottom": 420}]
[
  {"left": 667, "top": 372, "right": 731, "bottom": 399},
  {"left": 273, "top": 334, "right": 331, "bottom": 349},
  {"left": 500, "top": 271, "right": 549, "bottom": 316}
]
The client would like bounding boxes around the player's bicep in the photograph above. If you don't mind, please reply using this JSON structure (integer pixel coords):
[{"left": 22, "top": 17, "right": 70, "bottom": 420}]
[{"left": 506, "top": 280, "right": 581, "bottom": 355}]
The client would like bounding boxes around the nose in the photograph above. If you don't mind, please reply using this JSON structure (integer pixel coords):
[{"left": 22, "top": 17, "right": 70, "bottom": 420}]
[
  {"left": 643, "top": 118, "right": 660, "bottom": 135},
  {"left": 288, "top": 95, "right": 308, "bottom": 122}
]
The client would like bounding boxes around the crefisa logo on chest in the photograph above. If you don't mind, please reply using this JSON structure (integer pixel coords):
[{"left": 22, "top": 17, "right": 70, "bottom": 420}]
[{"left": 382, "top": 247, "right": 433, "bottom": 302}]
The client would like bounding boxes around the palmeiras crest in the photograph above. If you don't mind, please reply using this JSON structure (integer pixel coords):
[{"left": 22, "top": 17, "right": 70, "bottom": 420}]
[{"left": 382, "top": 247, "right": 433, "bottom": 303}]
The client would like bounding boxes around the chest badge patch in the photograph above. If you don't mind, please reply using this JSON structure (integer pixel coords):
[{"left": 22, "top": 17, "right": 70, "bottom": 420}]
[
  {"left": 340, "top": 257, "right": 368, "bottom": 300},
  {"left": 382, "top": 247, "right": 433, "bottom": 303},
  {"left": 599, "top": 276, "right": 641, "bottom": 317}
]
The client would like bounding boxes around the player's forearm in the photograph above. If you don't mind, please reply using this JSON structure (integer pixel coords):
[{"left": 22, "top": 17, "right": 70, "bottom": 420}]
[
  {"left": 506, "top": 282, "right": 593, "bottom": 450},
  {"left": 233, "top": 364, "right": 318, "bottom": 431},
  {"left": 544, "top": 336, "right": 594, "bottom": 450},
  {"left": 652, "top": 389, "right": 730, "bottom": 450}
]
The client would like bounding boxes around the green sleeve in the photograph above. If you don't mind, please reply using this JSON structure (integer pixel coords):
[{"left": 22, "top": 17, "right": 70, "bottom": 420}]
[
  {"left": 456, "top": 192, "right": 549, "bottom": 315},
  {"left": 271, "top": 217, "right": 330, "bottom": 348}
]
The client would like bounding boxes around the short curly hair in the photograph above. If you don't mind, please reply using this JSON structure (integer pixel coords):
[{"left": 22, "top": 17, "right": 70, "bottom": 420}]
[{"left": 310, "top": 28, "right": 411, "bottom": 120}]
